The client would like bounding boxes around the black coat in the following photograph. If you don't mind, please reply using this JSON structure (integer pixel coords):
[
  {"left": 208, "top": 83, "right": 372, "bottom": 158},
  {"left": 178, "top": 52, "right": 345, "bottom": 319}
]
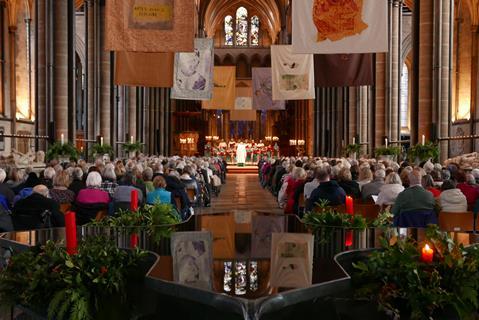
[
  {"left": 12, "top": 193, "right": 65, "bottom": 230},
  {"left": 306, "top": 181, "right": 346, "bottom": 211}
]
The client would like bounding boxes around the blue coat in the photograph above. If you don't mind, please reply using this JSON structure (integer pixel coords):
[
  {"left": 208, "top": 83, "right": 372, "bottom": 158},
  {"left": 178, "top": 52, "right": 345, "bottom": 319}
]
[
  {"left": 306, "top": 180, "right": 346, "bottom": 211},
  {"left": 147, "top": 188, "right": 172, "bottom": 205}
]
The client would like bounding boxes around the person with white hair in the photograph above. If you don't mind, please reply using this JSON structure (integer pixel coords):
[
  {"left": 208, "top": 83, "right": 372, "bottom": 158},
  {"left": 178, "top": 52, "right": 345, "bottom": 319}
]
[
  {"left": 0, "top": 168, "right": 14, "bottom": 207},
  {"left": 75, "top": 172, "right": 110, "bottom": 205},
  {"left": 68, "top": 167, "right": 86, "bottom": 195},
  {"left": 12, "top": 184, "right": 65, "bottom": 230},
  {"left": 361, "top": 169, "right": 386, "bottom": 202},
  {"left": 41, "top": 167, "right": 56, "bottom": 189},
  {"left": 472, "top": 169, "right": 479, "bottom": 184},
  {"left": 100, "top": 163, "right": 118, "bottom": 197},
  {"left": 376, "top": 172, "right": 404, "bottom": 206}
]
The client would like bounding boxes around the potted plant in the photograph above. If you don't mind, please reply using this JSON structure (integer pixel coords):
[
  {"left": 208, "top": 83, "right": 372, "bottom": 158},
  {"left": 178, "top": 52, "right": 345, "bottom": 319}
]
[
  {"left": 374, "top": 145, "right": 402, "bottom": 161},
  {"left": 408, "top": 142, "right": 439, "bottom": 164},
  {"left": 90, "top": 143, "right": 114, "bottom": 160},
  {"left": 122, "top": 141, "right": 143, "bottom": 158},
  {"left": 344, "top": 143, "right": 361, "bottom": 159},
  {"left": 46, "top": 142, "right": 79, "bottom": 162},
  {"left": 0, "top": 236, "right": 152, "bottom": 320},
  {"left": 349, "top": 225, "right": 479, "bottom": 319}
]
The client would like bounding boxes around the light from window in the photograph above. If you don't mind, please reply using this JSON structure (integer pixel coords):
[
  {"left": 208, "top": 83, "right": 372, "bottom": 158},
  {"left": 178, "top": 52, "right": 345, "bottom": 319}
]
[
  {"left": 250, "top": 16, "right": 260, "bottom": 46},
  {"left": 400, "top": 63, "right": 409, "bottom": 130},
  {"left": 225, "top": 15, "right": 234, "bottom": 46},
  {"left": 236, "top": 7, "right": 248, "bottom": 46}
]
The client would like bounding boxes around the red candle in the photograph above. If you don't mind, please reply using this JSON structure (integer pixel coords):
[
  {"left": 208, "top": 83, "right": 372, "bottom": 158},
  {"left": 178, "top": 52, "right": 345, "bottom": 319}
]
[
  {"left": 421, "top": 244, "right": 434, "bottom": 263},
  {"left": 130, "top": 189, "right": 138, "bottom": 212},
  {"left": 345, "top": 230, "right": 353, "bottom": 247},
  {"left": 130, "top": 234, "right": 139, "bottom": 248},
  {"left": 65, "top": 211, "right": 78, "bottom": 255},
  {"left": 345, "top": 196, "right": 354, "bottom": 215}
]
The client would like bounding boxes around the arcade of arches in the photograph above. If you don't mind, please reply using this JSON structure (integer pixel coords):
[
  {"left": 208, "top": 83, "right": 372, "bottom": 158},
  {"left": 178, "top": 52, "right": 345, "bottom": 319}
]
[{"left": 0, "top": 0, "right": 477, "bottom": 162}]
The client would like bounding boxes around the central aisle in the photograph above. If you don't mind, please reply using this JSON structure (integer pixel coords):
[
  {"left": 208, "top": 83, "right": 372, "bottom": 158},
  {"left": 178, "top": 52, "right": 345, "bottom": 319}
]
[{"left": 198, "top": 173, "right": 283, "bottom": 214}]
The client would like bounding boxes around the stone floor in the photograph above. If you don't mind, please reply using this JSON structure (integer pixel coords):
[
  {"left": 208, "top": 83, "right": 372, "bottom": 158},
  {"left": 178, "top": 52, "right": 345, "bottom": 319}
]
[{"left": 198, "top": 173, "right": 283, "bottom": 214}]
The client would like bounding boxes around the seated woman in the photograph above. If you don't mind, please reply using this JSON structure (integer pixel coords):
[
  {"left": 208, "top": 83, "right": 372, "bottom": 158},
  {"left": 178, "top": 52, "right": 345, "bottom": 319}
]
[
  {"left": 440, "top": 180, "right": 468, "bottom": 213},
  {"left": 337, "top": 168, "right": 360, "bottom": 199},
  {"left": 74, "top": 172, "right": 110, "bottom": 224},
  {"left": 50, "top": 171, "right": 76, "bottom": 205},
  {"left": 147, "top": 176, "right": 171, "bottom": 205},
  {"left": 376, "top": 172, "right": 404, "bottom": 206},
  {"left": 422, "top": 174, "right": 441, "bottom": 197},
  {"left": 357, "top": 166, "right": 373, "bottom": 191},
  {"left": 284, "top": 167, "right": 307, "bottom": 214},
  {"left": 113, "top": 173, "right": 144, "bottom": 211}
]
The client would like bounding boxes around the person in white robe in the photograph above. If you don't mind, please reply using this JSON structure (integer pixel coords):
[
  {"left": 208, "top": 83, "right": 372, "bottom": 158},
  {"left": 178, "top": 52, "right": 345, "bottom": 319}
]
[{"left": 236, "top": 142, "right": 247, "bottom": 167}]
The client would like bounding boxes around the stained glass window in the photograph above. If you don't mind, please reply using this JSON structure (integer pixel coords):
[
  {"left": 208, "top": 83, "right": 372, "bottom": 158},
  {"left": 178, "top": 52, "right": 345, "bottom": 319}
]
[
  {"left": 400, "top": 63, "right": 409, "bottom": 131},
  {"left": 250, "top": 16, "right": 260, "bottom": 46},
  {"left": 235, "top": 7, "right": 248, "bottom": 46},
  {"left": 225, "top": 15, "right": 234, "bottom": 46}
]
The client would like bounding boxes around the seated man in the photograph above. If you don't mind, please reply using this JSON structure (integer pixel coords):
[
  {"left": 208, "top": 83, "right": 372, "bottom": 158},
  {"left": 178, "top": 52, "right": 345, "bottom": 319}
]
[
  {"left": 306, "top": 167, "right": 346, "bottom": 211},
  {"left": 391, "top": 168, "right": 436, "bottom": 218},
  {"left": 361, "top": 169, "right": 385, "bottom": 202},
  {"left": 12, "top": 184, "right": 65, "bottom": 230}
]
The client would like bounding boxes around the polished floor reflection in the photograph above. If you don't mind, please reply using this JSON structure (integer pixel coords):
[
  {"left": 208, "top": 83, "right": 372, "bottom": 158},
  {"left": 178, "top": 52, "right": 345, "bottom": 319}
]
[{"left": 199, "top": 173, "right": 282, "bottom": 214}]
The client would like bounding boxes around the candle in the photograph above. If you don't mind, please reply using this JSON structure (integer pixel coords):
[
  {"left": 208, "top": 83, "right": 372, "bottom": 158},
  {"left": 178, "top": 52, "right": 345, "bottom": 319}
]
[
  {"left": 130, "top": 135, "right": 134, "bottom": 144},
  {"left": 345, "top": 196, "right": 354, "bottom": 215},
  {"left": 385, "top": 138, "right": 388, "bottom": 148},
  {"left": 65, "top": 211, "right": 78, "bottom": 255},
  {"left": 422, "top": 134, "right": 425, "bottom": 146},
  {"left": 130, "top": 189, "right": 138, "bottom": 212},
  {"left": 421, "top": 244, "right": 434, "bottom": 263},
  {"left": 345, "top": 230, "right": 353, "bottom": 247},
  {"left": 61, "top": 133, "right": 64, "bottom": 145},
  {"left": 352, "top": 137, "right": 355, "bottom": 145},
  {"left": 100, "top": 137, "right": 104, "bottom": 146}
]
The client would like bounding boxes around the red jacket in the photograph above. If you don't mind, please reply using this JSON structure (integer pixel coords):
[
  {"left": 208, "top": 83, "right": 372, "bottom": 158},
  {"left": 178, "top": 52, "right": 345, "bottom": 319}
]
[
  {"left": 457, "top": 183, "right": 479, "bottom": 210},
  {"left": 284, "top": 179, "right": 305, "bottom": 214}
]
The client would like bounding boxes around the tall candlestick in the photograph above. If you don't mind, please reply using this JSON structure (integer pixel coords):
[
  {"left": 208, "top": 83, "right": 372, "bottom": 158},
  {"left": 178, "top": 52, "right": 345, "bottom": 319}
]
[
  {"left": 130, "top": 189, "right": 139, "bottom": 248},
  {"left": 65, "top": 211, "right": 78, "bottom": 255},
  {"left": 385, "top": 138, "right": 388, "bottom": 148},
  {"left": 61, "top": 133, "right": 64, "bottom": 145},
  {"left": 421, "top": 244, "right": 434, "bottom": 263},
  {"left": 352, "top": 137, "right": 356, "bottom": 145},
  {"left": 130, "top": 135, "right": 134, "bottom": 143},
  {"left": 422, "top": 135, "right": 425, "bottom": 146},
  {"left": 100, "top": 137, "right": 104, "bottom": 146}
]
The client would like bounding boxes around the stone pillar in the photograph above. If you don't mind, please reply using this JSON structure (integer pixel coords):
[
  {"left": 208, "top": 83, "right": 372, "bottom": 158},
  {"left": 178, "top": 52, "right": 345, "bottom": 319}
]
[
  {"left": 128, "top": 87, "right": 136, "bottom": 140},
  {"left": 53, "top": 0, "right": 68, "bottom": 141},
  {"left": 99, "top": 5, "right": 111, "bottom": 144},
  {"left": 439, "top": 0, "right": 452, "bottom": 161},
  {"left": 87, "top": 0, "right": 96, "bottom": 141},
  {"left": 348, "top": 87, "right": 357, "bottom": 143},
  {"left": 390, "top": 0, "right": 401, "bottom": 141},
  {"left": 376, "top": 53, "right": 387, "bottom": 147},
  {"left": 37, "top": 0, "right": 46, "bottom": 150},
  {"left": 418, "top": 0, "right": 434, "bottom": 141},
  {"left": 360, "top": 86, "right": 368, "bottom": 153}
]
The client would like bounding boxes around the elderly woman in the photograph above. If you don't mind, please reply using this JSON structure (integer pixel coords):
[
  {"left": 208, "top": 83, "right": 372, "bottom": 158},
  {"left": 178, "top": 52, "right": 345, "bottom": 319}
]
[
  {"left": 337, "top": 168, "right": 360, "bottom": 199},
  {"left": 422, "top": 174, "right": 441, "bottom": 198},
  {"left": 284, "top": 167, "right": 307, "bottom": 214},
  {"left": 440, "top": 180, "right": 467, "bottom": 213},
  {"left": 357, "top": 166, "right": 373, "bottom": 191},
  {"left": 68, "top": 167, "right": 86, "bottom": 195},
  {"left": 376, "top": 172, "right": 404, "bottom": 206},
  {"left": 100, "top": 163, "right": 118, "bottom": 197},
  {"left": 50, "top": 171, "right": 76, "bottom": 204},
  {"left": 146, "top": 175, "right": 171, "bottom": 205},
  {"left": 76, "top": 172, "right": 110, "bottom": 205},
  {"left": 143, "top": 167, "right": 155, "bottom": 193},
  {"left": 41, "top": 167, "right": 56, "bottom": 189}
]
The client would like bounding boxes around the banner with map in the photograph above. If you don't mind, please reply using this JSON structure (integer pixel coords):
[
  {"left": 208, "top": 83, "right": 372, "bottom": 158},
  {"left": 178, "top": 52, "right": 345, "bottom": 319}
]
[
  {"left": 235, "top": 80, "right": 253, "bottom": 110},
  {"left": 171, "top": 38, "right": 214, "bottom": 101},
  {"left": 105, "top": 0, "right": 194, "bottom": 52},
  {"left": 271, "top": 45, "right": 315, "bottom": 101},
  {"left": 292, "top": 0, "right": 388, "bottom": 54},
  {"left": 202, "top": 66, "right": 236, "bottom": 110},
  {"left": 252, "top": 68, "right": 285, "bottom": 110}
]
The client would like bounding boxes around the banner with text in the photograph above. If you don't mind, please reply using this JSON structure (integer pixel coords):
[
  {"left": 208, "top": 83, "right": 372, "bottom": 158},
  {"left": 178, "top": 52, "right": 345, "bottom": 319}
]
[{"left": 202, "top": 66, "right": 236, "bottom": 110}]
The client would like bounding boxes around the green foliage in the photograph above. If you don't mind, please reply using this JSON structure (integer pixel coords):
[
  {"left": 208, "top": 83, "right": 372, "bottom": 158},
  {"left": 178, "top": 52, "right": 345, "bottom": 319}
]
[
  {"left": 303, "top": 200, "right": 368, "bottom": 232},
  {"left": 0, "top": 236, "right": 146, "bottom": 320},
  {"left": 370, "top": 210, "right": 394, "bottom": 228},
  {"left": 90, "top": 143, "right": 114, "bottom": 158},
  {"left": 344, "top": 143, "right": 361, "bottom": 156},
  {"left": 46, "top": 142, "right": 79, "bottom": 162},
  {"left": 374, "top": 145, "right": 402, "bottom": 157},
  {"left": 352, "top": 225, "right": 479, "bottom": 319},
  {"left": 122, "top": 141, "right": 143, "bottom": 153},
  {"left": 408, "top": 142, "right": 440, "bottom": 162},
  {"left": 88, "top": 202, "right": 182, "bottom": 243}
]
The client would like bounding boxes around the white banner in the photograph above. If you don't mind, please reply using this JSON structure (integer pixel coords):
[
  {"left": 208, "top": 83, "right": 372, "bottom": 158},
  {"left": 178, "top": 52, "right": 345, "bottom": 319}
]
[
  {"left": 292, "top": 0, "right": 388, "bottom": 54},
  {"left": 171, "top": 38, "right": 214, "bottom": 101},
  {"left": 271, "top": 45, "right": 315, "bottom": 101}
]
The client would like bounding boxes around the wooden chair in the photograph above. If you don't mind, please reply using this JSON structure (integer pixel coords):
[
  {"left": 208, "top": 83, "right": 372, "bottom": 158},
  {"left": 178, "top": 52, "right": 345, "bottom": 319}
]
[
  {"left": 438, "top": 211, "right": 479, "bottom": 232},
  {"left": 60, "top": 203, "right": 72, "bottom": 214},
  {"left": 354, "top": 203, "right": 381, "bottom": 220},
  {"left": 186, "top": 189, "right": 196, "bottom": 203},
  {"left": 95, "top": 210, "right": 108, "bottom": 221},
  {"left": 174, "top": 196, "right": 182, "bottom": 211},
  {"left": 298, "top": 192, "right": 305, "bottom": 209}
]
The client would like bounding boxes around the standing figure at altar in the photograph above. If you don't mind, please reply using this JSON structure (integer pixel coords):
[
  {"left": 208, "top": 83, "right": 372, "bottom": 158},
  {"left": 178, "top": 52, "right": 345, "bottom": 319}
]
[{"left": 236, "top": 141, "right": 247, "bottom": 167}]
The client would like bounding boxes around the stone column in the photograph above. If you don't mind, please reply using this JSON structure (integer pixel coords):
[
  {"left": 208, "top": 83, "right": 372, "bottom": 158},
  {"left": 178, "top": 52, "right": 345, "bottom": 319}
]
[
  {"left": 390, "top": 0, "right": 401, "bottom": 141},
  {"left": 53, "top": 0, "right": 68, "bottom": 141},
  {"left": 37, "top": 0, "right": 46, "bottom": 150},
  {"left": 348, "top": 87, "right": 357, "bottom": 143},
  {"left": 99, "top": 5, "right": 111, "bottom": 144},
  {"left": 418, "top": 0, "right": 434, "bottom": 141},
  {"left": 128, "top": 86, "right": 136, "bottom": 140},
  {"left": 360, "top": 86, "right": 368, "bottom": 153},
  {"left": 87, "top": 0, "right": 96, "bottom": 141},
  {"left": 439, "top": 0, "right": 452, "bottom": 161},
  {"left": 376, "top": 53, "right": 387, "bottom": 147}
]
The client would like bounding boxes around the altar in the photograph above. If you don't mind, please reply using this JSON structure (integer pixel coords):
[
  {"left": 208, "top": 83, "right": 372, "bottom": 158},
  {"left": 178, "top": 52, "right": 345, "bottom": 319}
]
[{"left": 204, "top": 137, "right": 280, "bottom": 163}]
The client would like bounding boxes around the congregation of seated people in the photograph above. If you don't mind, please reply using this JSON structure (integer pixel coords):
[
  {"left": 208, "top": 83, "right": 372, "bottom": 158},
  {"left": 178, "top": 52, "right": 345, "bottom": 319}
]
[
  {"left": 0, "top": 155, "right": 227, "bottom": 231},
  {"left": 258, "top": 156, "right": 479, "bottom": 225}
]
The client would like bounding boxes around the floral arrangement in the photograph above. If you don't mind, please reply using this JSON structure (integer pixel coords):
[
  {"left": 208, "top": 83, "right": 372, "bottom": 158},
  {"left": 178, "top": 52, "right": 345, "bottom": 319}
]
[
  {"left": 90, "top": 143, "right": 114, "bottom": 158},
  {"left": 46, "top": 142, "right": 79, "bottom": 162},
  {"left": 122, "top": 141, "right": 143, "bottom": 154}
]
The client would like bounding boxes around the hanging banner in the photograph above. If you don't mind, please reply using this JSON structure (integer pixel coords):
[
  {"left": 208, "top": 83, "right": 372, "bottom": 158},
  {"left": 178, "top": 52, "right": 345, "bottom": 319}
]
[
  {"left": 235, "top": 80, "right": 253, "bottom": 110},
  {"left": 252, "top": 68, "right": 285, "bottom": 110},
  {"left": 314, "top": 54, "right": 373, "bottom": 87},
  {"left": 292, "top": 0, "right": 388, "bottom": 54},
  {"left": 271, "top": 45, "right": 315, "bottom": 101},
  {"left": 105, "top": 0, "right": 194, "bottom": 52},
  {"left": 230, "top": 110, "right": 257, "bottom": 121},
  {"left": 114, "top": 51, "right": 174, "bottom": 87},
  {"left": 171, "top": 38, "right": 214, "bottom": 101},
  {"left": 202, "top": 66, "right": 236, "bottom": 110}
]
